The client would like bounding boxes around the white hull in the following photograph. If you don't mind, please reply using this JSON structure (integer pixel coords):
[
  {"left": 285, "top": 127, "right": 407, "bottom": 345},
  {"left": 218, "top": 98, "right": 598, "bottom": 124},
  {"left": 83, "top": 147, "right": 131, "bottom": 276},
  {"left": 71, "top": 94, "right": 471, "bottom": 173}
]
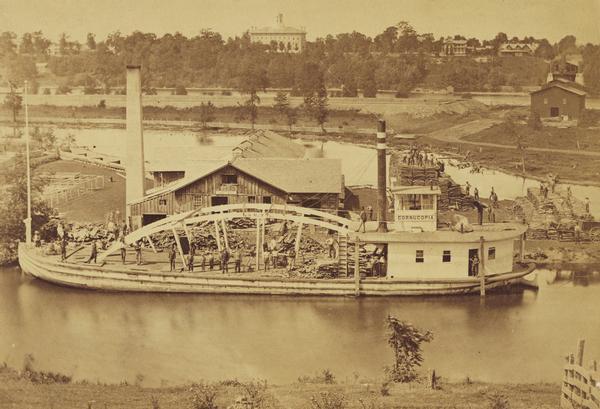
[{"left": 19, "top": 244, "right": 535, "bottom": 296}]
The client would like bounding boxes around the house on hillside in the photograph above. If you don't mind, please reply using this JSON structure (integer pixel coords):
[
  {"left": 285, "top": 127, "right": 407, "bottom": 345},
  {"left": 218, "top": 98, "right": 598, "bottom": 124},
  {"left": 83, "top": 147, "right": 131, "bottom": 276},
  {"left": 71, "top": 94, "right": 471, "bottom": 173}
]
[
  {"left": 498, "top": 42, "right": 538, "bottom": 57},
  {"left": 441, "top": 37, "right": 467, "bottom": 56},
  {"left": 530, "top": 80, "right": 586, "bottom": 120},
  {"left": 249, "top": 14, "right": 306, "bottom": 53},
  {"left": 128, "top": 158, "right": 344, "bottom": 228}
]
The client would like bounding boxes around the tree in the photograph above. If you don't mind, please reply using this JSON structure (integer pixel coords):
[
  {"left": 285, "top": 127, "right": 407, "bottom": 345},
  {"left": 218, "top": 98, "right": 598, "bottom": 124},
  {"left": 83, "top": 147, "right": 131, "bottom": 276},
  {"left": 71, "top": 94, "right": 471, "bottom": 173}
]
[
  {"left": 0, "top": 31, "right": 17, "bottom": 57},
  {"left": 535, "top": 39, "right": 555, "bottom": 60},
  {"left": 0, "top": 153, "right": 54, "bottom": 261},
  {"left": 4, "top": 83, "right": 22, "bottom": 123},
  {"left": 528, "top": 111, "right": 542, "bottom": 130},
  {"left": 86, "top": 33, "right": 97, "bottom": 50},
  {"left": 273, "top": 90, "right": 290, "bottom": 116},
  {"left": 285, "top": 107, "right": 298, "bottom": 133},
  {"left": 238, "top": 60, "right": 269, "bottom": 129},
  {"left": 558, "top": 35, "right": 577, "bottom": 55},
  {"left": 385, "top": 315, "right": 433, "bottom": 383},
  {"left": 19, "top": 33, "right": 35, "bottom": 54},
  {"left": 31, "top": 127, "right": 56, "bottom": 151},
  {"left": 198, "top": 101, "right": 216, "bottom": 128}
]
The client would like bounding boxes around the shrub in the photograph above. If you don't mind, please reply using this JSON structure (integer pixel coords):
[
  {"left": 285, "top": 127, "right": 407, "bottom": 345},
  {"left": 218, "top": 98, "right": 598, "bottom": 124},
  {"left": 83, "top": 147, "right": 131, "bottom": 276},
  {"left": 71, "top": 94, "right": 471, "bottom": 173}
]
[
  {"left": 528, "top": 111, "right": 542, "bottom": 130},
  {"left": 384, "top": 315, "right": 433, "bottom": 383},
  {"left": 190, "top": 382, "right": 218, "bottom": 409},
  {"left": 488, "top": 393, "right": 510, "bottom": 409},
  {"left": 56, "top": 85, "right": 72, "bottom": 95},
  {"left": 174, "top": 85, "right": 188, "bottom": 95},
  {"left": 222, "top": 90, "right": 232, "bottom": 96},
  {"left": 42, "top": 88, "right": 51, "bottom": 95},
  {"left": 310, "top": 391, "right": 346, "bottom": 409},
  {"left": 98, "top": 99, "right": 106, "bottom": 109}
]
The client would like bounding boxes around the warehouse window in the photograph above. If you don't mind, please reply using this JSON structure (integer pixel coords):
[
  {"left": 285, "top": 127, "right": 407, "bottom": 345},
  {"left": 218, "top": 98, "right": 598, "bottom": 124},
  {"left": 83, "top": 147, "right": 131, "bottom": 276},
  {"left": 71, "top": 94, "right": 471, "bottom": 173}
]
[
  {"left": 158, "top": 199, "right": 167, "bottom": 206},
  {"left": 563, "top": 98, "right": 567, "bottom": 105},
  {"left": 543, "top": 98, "right": 548, "bottom": 105},
  {"left": 416, "top": 250, "right": 424, "bottom": 263},
  {"left": 262, "top": 196, "right": 272, "bottom": 204},
  {"left": 193, "top": 195, "right": 203, "bottom": 207},
  {"left": 442, "top": 250, "right": 451, "bottom": 262},
  {"left": 488, "top": 247, "right": 496, "bottom": 260},
  {"left": 222, "top": 174, "right": 237, "bottom": 184},
  {"left": 248, "top": 196, "right": 256, "bottom": 203}
]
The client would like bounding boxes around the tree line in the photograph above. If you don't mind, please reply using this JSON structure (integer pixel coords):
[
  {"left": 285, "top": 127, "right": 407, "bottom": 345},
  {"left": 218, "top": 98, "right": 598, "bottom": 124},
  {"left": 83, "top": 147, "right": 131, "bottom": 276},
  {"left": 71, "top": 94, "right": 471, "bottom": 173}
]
[{"left": 0, "top": 22, "right": 599, "bottom": 95}]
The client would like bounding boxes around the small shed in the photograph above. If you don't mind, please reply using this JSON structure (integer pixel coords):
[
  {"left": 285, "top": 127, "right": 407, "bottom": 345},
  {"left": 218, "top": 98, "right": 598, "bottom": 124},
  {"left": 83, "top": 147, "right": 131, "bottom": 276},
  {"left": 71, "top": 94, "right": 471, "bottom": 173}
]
[{"left": 530, "top": 81, "right": 586, "bottom": 120}]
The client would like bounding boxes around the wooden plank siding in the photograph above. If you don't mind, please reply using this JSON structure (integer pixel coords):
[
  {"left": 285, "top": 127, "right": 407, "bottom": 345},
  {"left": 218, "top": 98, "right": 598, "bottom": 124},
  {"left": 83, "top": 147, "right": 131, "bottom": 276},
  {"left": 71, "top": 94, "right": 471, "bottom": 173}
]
[{"left": 130, "top": 164, "right": 340, "bottom": 224}]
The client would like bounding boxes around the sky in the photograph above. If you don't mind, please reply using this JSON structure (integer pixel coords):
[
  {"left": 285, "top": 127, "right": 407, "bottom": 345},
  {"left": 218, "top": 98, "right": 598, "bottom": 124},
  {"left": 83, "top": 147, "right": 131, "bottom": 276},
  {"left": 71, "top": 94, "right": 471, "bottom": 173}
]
[{"left": 0, "top": 0, "right": 598, "bottom": 44}]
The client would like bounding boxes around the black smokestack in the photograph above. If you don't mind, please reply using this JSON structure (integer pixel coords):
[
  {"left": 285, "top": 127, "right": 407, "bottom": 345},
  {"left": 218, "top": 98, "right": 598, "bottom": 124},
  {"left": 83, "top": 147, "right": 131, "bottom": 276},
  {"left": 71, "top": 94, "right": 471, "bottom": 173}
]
[{"left": 377, "top": 119, "right": 387, "bottom": 232}]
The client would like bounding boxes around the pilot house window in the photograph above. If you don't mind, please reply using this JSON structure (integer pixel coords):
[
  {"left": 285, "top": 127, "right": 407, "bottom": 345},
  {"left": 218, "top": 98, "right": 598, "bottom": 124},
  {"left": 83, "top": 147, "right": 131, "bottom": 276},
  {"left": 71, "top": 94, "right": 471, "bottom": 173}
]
[
  {"left": 416, "top": 250, "right": 424, "bottom": 263},
  {"left": 488, "top": 247, "right": 496, "bottom": 260},
  {"left": 442, "top": 250, "right": 451, "bottom": 262}
]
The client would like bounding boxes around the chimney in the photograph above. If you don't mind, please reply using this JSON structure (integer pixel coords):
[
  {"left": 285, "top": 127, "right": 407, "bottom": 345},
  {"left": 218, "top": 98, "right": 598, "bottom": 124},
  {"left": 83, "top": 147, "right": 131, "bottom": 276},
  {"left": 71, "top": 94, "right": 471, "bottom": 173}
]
[
  {"left": 377, "top": 120, "right": 388, "bottom": 232},
  {"left": 125, "top": 65, "right": 145, "bottom": 226}
]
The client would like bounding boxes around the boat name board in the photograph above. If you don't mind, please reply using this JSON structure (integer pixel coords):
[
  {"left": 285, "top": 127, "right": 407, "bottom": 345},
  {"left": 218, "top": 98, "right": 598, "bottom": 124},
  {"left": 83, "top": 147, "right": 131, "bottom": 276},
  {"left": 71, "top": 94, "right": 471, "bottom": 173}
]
[{"left": 397, "top": 214, "right": 435, "bottom": 221}]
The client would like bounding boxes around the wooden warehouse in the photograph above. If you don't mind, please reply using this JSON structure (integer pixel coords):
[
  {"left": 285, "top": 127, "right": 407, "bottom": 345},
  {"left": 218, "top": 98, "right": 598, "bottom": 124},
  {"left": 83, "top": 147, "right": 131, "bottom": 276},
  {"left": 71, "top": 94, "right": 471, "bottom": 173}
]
[
  {"left": 128, "top": 158, "right": 343, "bottom": 229},
  {"left": 530, "top": 80, "right": 586, "bottom": 120}
]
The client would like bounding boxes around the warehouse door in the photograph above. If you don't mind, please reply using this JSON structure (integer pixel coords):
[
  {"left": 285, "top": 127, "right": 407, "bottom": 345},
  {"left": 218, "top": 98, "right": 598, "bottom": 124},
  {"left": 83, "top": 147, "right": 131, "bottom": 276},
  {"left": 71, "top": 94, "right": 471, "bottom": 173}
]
[{"left": 550, "top": 107, "right": 560, "bottom": 117}]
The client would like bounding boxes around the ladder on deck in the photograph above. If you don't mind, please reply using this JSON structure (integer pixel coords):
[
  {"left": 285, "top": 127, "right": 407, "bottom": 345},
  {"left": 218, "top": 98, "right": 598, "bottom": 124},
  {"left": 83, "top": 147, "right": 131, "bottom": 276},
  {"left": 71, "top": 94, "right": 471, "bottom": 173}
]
[{"left": 338, "top": 234, "right": 349, "bottom": 276}]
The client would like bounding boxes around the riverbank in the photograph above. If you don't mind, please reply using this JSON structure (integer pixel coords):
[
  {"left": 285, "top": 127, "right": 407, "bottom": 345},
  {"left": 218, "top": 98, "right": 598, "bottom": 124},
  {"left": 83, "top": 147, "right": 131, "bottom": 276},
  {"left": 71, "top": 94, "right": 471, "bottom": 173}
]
[{"left": 0, "top": 364, "right": 560, "bottom": 409}]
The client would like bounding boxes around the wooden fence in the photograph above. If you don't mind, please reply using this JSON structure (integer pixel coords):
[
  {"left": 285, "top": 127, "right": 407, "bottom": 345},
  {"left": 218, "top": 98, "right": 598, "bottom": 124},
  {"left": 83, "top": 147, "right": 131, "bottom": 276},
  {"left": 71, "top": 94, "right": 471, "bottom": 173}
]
[
  {"left": 561, "top": 340, "right": 600, "bottom": 409},
  {"left": 42, "top": 174, "right": 105, "bottom": 208}
]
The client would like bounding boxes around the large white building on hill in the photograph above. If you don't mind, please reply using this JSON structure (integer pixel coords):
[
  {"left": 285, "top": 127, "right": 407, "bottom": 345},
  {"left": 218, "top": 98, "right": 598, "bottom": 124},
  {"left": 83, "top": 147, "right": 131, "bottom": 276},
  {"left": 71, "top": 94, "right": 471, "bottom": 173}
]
[{"left": 249, "top": 14, "right": 306, "bottom": 53}]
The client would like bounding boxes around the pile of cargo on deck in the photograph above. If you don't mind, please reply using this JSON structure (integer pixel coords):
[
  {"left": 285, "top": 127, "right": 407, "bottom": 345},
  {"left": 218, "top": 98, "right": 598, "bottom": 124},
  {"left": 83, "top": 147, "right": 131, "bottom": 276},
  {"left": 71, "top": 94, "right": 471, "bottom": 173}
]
[{"left": 389, "top": 152, "right": 471, "bottom": 211}]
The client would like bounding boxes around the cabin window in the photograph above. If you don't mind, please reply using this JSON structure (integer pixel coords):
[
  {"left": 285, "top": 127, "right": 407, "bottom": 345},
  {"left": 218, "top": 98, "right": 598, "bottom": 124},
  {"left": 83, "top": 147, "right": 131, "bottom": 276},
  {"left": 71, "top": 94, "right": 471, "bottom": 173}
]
[
  {"left": 248, "top": 196, "right": 256, "bottom": 203},
  {"left": 488, "top": 247, "right": 496, "bottom": 260},
  {"left": 543, "top": 98, "right": 548, "bottom": 105},
  {"left": 442, "top": 250, "right": 451, "bottom": 262},
  {"left": 422, "top": 195, "right": 434, "bottom": 210},
  {"left": 263, "top": 196, "right": 272, "bottom": 204},
  {"left": 415, "top": 250, "right": 424, "bottom": 263},
  {"left": 222, "top": 174, "right": 238, "bottom": 184}
]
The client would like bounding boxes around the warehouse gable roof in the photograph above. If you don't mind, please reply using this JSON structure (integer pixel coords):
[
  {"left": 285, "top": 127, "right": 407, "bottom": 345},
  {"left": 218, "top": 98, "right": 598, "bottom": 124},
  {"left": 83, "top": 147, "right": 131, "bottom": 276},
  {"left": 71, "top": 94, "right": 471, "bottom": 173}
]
[{"left": 130, "top": 158, "right": 342, "bottom": 205}]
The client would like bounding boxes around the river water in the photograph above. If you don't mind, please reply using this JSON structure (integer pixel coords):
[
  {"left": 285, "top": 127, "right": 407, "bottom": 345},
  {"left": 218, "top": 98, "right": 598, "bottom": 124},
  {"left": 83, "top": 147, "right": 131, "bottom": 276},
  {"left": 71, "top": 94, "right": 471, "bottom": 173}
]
[
  {"left": 1, "top": 265, "right": 599, "bottom": 386},
  {"left": 2, "top": 126, "right": 600, "bottom": 386}
]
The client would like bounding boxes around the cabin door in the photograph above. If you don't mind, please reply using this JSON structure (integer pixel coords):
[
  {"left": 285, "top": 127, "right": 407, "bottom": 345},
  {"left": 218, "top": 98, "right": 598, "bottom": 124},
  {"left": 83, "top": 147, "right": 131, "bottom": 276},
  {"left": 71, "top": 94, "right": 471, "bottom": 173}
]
[{"left": 468, "top": 248, "right": 479, "bottom": 277}]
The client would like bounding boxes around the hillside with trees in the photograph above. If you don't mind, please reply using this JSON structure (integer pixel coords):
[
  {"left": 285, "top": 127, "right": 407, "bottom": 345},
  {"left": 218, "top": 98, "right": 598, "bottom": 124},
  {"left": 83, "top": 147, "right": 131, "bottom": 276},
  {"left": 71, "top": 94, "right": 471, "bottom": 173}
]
[{"left": 0, "top": 22, "right": 598, "bottom": 96}]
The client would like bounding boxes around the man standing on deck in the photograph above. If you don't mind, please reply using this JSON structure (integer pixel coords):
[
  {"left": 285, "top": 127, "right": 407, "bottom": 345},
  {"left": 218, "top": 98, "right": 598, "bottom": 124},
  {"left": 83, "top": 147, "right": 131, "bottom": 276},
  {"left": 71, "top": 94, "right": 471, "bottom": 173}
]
[
  {"left": 221, "top": 248, "right": 229, "bottom": 274},
  {"left": 465, "top": 181, "right": 471, "bottom": 196},
  {"left": 234, "top": 249, "right": 242, "bottom": 273},
  {"left": 367, "top": 205, "right": 373, "bottom": 221},
  {"left": 119, "top": 237, "right": 127, "bottom": 264},
  {"left": 169, "top": 243, "right": 177, "bottom": 272},
  {"left": 585, "top": 197, "right": 591, "bottom": 214},
  {"left": 60, "top": 236, "right": 67, "bottom": 262},
  {"left": 208, "top": 253, "right": 214, "bottom": 270},
  {"left": 85, "top": 240, "right": 98, "bottom": 264},
  {"left": 474, "top": 187, "right": 479, "bottom": 201},
  {"left": 134, "top": 240, "right": 142, "bottom": 265},
  {"left": 357, "top": 207, "right": 367, "bottom": 233},
  {"left": 200, "top": 252, "right": 206, "bottom": 271}
]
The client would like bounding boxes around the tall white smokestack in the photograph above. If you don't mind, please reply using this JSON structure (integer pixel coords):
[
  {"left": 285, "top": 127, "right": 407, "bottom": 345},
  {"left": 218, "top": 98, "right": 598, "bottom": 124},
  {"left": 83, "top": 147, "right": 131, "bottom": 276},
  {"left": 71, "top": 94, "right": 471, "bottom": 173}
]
[{"left": 125, "top": 65, "right": 145, "bottom": 226}]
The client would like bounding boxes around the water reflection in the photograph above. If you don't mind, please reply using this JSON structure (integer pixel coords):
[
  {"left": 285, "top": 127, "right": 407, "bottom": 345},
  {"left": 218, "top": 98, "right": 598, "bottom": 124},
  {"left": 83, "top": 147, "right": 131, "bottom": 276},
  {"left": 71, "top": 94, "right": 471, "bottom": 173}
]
[{"left": 2, "top": 266, "right": 599, "bottom": 386}]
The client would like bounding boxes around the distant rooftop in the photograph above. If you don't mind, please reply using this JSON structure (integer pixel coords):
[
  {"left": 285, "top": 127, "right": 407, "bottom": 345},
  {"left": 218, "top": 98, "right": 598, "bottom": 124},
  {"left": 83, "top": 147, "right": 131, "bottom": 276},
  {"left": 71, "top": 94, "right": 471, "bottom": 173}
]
[{"left": 250, "top": 13, "right": 306, "bottom": 35}]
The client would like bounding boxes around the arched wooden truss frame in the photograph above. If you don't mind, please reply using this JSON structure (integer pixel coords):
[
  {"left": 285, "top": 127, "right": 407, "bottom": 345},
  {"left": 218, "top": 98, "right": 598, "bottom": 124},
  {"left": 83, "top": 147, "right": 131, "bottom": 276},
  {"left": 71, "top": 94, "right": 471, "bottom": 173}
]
[{"left": 98, "top": 203, "right": 354, "bottom": 271}]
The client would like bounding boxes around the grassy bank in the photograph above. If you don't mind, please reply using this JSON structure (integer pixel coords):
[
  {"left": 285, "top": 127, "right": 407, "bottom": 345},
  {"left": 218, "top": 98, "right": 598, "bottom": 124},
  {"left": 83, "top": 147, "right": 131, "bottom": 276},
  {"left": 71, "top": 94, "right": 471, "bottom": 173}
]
[
  {"left": 0, "top": 104, "right": 379, "bottom": 131},
  {"left": 0, "top": 364, "right": 559, "bottom": 409}
]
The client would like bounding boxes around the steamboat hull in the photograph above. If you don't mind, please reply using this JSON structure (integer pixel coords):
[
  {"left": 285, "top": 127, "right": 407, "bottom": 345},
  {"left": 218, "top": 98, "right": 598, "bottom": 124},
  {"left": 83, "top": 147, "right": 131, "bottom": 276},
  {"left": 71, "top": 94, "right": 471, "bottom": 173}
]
[{"left": 19, "top": 244, "right": 535, "bottom": 296}]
